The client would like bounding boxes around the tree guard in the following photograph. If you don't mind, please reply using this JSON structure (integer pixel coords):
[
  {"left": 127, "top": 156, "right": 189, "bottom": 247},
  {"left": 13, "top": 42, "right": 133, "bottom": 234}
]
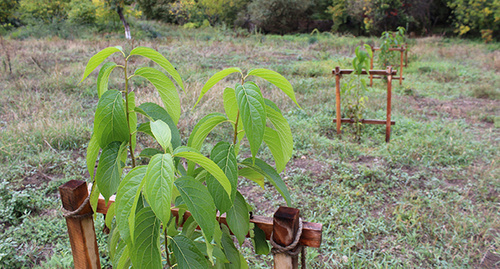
[
  {"left": 333, "top": 66, "right": 397, "bottom": 142},
  {"left": 369, "top": 45, "right": 406, "bottom": 86}
]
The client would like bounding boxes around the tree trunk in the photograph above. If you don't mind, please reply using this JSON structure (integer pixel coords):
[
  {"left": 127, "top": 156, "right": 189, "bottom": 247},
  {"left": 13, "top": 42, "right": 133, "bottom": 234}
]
[{"left": 117, "top": 7, "right": 131, "bottom": 39}]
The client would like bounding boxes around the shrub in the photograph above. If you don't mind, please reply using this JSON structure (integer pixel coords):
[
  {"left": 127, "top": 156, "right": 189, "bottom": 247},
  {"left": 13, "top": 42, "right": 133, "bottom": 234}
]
[
  {"left": 247, "top": 0, "right": 314, "bottom": 34},
  {"left": 18, "top": 0, "right": 71, "bottom": 24},
  {"left": 448, "top": 0, "right": 499, "bottom": 40},
  {"left": 68, "top": 0, "right": 97, "bottom": 25}
]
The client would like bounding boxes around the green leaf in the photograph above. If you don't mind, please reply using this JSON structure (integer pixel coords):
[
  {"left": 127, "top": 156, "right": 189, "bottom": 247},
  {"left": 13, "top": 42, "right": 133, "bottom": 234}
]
[
  {"left": 96, "top": 62, "right": 117, "bottom": 98},
  {"left": 89, "top": 184, "right": 100, "bottom": 215},
  {"left": 150, "top": 119, "right": 172, "bottom": 153},
  {"left": 143, "top": 153, "right": 175, "bottom": 225},
  {"left": 139, "top": 148, "right": 163, "bottom": 158},
  {"left": 263, "top": 128, "right": 286, "bottom": 173},
  {"left": 105, "top": 203, "right": 115, "bottom": 228},
  {"left": 246, "top": 68, "right": 300, "bottom": 108},
  {"left": 129, "top": 46, "right": 184, "bottom": 91},
  {"left": 237, "top": 168, "right": 264, "bottom": 189},
  {"left": 207, "top": 142, "right": 238, "bottom": 213},
  {"left": 134, "top": 67, "right": 181, "bottom": 125},
  {"left": 187, "top": 113, "right": 228, "bottom": 151},
  {"left": 96, "top": 141, "right": 126, "bottom": 202},
  {"left": 137, "top": 103, "right": 181, "bottom": 149},
  {"left": 221, "top": 230, "right": 241, "bottom": 269},
  {"left": 174, "top": 148, "right": 232, "bottom": 197},
  {"left": 240, "top": 158, "right": 291, "bottom": 206},
  {"left": 80, "top": 46, "right": 123, "bottom": 83},
  {"left": 116, "top": 243, "right": 131, "bottom": 269},
  {"left": 131, "top": 207, "right": 162, "bottom": 269},
  {"left": 127, "top": 92, "right": 137, "bottom": 156},
  {"left": 252, "top": 225, "right": 270, "bottom": 255},
  {"left": 226, "top": 192, "right": 249, "bottom": 246},
  {"left": 265, "top": 100, "right": 293, "bottom": 172},
  {"left": 128, "top": 186, "right": 145, "bottom": 244},
  {"left": 235, "top": 82, "right": 266, "bottom": 159},
  {"left": 115, "top": 166, "right": 147, "bottom": 245},
  {"left": 223, "top": 88, "right": 238, "bottom": 123},
  {"left": 93, "top": 90, "right": 129, "bottom": 148},
  {"left": 137, "top": 122, "right": 153, "bottom": 137},
  {"left": 175, "top": 176, "right": 217, "bottom": 242},
  {"left": 171, "top": 235, "right": 211, "bottom": 269},
  {"left": 194, "top": 67, "right": 242, "bottom": 108},
  {"left": 86, "top": 133, "right": 100, "bottom": 180}
]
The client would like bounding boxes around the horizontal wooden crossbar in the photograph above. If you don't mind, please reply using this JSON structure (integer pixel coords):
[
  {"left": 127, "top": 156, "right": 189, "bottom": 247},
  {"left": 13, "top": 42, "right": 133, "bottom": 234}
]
[
  {"left": 332, "top": 68, "right": 397, "bottom": 76},
  {"left": 89, "top": 186, "right": 323, "bottom": 248},
  {"left": 336, "top": 118, "right": 396, "bottom": 125},
  {"left": 371, "top": 76, "right": 405, "bottom": 80},
  {"left": 371, "top": 47, "right": 406, "bottom": 52}
]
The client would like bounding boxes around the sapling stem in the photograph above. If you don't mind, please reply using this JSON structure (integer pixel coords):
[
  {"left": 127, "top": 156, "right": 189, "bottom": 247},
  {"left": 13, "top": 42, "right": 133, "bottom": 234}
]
[{"left": 233, "top": 110, "right": 240, "bottom": 145}]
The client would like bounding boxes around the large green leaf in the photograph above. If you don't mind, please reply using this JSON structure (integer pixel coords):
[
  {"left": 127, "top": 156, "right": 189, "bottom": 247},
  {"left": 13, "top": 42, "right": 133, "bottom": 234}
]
[
  {"left": 131, "top": 207, "right": 162, "bottom": 269},
  {"left": 263, "top": 127, "right": 286, "bottom": 173},
  {"left": 129, "top": 46, "right": 184, "bottom": 91},
  {"left": 221, "top": 229, "right": 241, "bottom": 269},
  {"left": 237, "top": 168, "right": 264, "bottom": 189},
  {"left": 127, "top": 92, "right": 137, "bottom": 156},
  {"left": 246, "top": 68, "right": 300, "bottom": 108},
  {"left": 80, "top": 46, "right": 123, "bottom": 83},
  {"left": 175, "top": 176, "right": 217, "bottom": 242},
  {"left": 252, "top": 225, "right": 270, "bottom": 255},
  {"left": 235, "top": 82, "right": 266, "bottom": 159},
  {"left": 86, "top": 133, "right": 100, "bottom": 180},
  {"left": 93, "top": 90, "right": 129, "bottom": 148},
  {"left": 150, "top": 119, "right": 172, "bottom": 153},
  {"left": 174, "top": 147, "right": 232, "bottom": 197},
  {"left": 95, "top": 141, "right": 126, "bottom": 202},
  {"left": 226, "top": 192, "right": 249, "bottom": 246},
  {"left": 240, "top": 158, "right": 291, "bottom": 206},
  {"left": 143, "top": 153, "right": 175, "bottom": 225},
  {"left": 96, "top": 62, "right": 117, "bottom": 98},
  {"left": 136, "top": 103, "right": 181, "bottom": 149},
  {"left": 194, "top": 67, "right": 242, "bottom": 108},
  {"left": 134, "top": 67, "right": 181, "bottom": 125},
  {"left": 207, "top": 142, "right": 237, "bottom": 213},
  {"left": 187, "top": 113, "right": 228, "bottom": 151},
  {"left": 171, "top": 235, "right": 211, "bottom": 269},
  {"left": 115, "top": 166, "right": 147, "bottom": 245},
  {"left": 264, "top": 100, "right": 293, "bottom": 172}
]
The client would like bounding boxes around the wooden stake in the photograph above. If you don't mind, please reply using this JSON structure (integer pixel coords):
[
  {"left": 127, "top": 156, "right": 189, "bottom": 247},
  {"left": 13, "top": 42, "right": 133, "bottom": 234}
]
[
  {"left": 334, "top": 66, "right": 341, "bottom": 136},
  {"left": 273, "top": 207, "right": 301, "bottom": 269},
  {"left": 59, "top": 180, "right": 100, "bottom": 269},
  {"left": 386, "top": 66, "right": 393, "bottom": 142},
  {"left": 370, "top": 46, "right": 374, "bottom": 87},
  {"left": 400, "top": 49, "right": 404, "bottom": 85}
]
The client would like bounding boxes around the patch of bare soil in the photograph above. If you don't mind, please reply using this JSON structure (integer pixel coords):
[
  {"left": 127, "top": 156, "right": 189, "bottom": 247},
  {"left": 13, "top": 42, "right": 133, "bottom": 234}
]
[
  {"left": 289, "top": 156, "right": 333, "bottom": 183},
  {"left": 401, "top": 96, "right": 499, "bottom": 128}
]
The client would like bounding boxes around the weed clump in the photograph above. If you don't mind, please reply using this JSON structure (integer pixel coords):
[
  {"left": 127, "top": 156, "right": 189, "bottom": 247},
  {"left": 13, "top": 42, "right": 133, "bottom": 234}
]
[{"left": 472, "top": 84, "right": 500, "bottom": 100}]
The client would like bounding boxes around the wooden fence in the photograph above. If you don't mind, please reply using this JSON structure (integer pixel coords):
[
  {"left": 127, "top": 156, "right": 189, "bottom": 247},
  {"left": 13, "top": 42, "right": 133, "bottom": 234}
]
[
  {"left": 59, "top": 180, "right": 323, "bottom": 268},
  {"left": 370, "top": 45, "right": 406, "bottom": 86}
]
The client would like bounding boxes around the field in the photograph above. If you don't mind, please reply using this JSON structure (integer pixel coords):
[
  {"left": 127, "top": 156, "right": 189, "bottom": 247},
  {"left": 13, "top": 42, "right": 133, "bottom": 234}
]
[{"left": 0, "top": 24, "right": 499, "bottom": 268}]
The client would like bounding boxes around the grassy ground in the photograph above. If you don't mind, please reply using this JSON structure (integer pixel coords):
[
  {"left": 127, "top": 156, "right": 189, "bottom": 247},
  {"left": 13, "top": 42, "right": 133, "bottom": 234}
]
[{"left": 0, "top": 23, "right": 499, "bottom": 268}]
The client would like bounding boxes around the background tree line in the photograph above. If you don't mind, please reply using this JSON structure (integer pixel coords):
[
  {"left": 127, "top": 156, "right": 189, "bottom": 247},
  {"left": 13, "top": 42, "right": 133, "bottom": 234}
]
[{"left": 0, "top": 0, "right": 498, "bottom": 40}]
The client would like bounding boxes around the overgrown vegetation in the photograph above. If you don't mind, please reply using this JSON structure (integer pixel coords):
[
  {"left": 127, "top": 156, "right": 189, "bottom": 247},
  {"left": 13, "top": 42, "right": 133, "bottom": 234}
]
[{"left": 0, "top": 25, "right": 498, "bottom": 268}]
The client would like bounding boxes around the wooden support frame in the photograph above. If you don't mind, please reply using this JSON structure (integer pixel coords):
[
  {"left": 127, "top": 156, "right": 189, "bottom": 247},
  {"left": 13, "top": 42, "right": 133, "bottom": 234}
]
[
  {"left": 60, "top": 181, "right": 323, "bottom": 268},
  {"left": 333, "top": 66, "right": 396, "bottom": 142},
  {"left": 370, "top": 45, "right": 406, "bottom": 86}
]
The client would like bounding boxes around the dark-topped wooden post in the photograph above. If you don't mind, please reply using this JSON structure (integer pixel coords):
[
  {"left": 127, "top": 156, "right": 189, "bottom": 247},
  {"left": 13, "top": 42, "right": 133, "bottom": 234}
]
[
  {"left": 386, "top": 66, "right": 393, "bottom": 142},
  {"left": 59, "top": 180, "right": 100, "bottom": 269},
  {"left": 334, "top": 66, "right": 341, "bottom": 136},
  {"left": 399, "top": 48, "right": 404, "bottom": 85},
  {"left": 273, "top": 206, "right": 301, "bottom": 269}
]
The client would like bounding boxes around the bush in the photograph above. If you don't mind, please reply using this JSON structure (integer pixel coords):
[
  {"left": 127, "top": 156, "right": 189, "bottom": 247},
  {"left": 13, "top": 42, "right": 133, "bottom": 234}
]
[
  {"left": 68, "top": 0, "right": 97, "bottom": 25},
  {"left": 18, "top": 0, "right": 71, "bottom": 24},
  {"left": 247, "top": 0, "right": 314, "bottom": 34},
  {"left": 448, "top": 0, "right": 499, "bottom": 40},
  {"left": 136, "top": 0, "right": 174, "bottom": 22},
  {"left": 0, "top": 0, "right": 20, "bottom": 25}
]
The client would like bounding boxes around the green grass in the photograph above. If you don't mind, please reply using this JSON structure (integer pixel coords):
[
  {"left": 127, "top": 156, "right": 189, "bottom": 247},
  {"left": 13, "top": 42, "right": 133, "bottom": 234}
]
[{"left": 0, "top": 22, "right": 498, "bottom": 268}]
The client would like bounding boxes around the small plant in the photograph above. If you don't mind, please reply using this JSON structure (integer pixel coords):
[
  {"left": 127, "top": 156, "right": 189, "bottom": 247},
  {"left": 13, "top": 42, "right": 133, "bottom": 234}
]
[
  {"left": 378, "top": 26, "right": 405, "bottom": 68},
  {"left": 341, "top": 44, "right": 372, "bottom": 140},
  {"left": 80, "top": 46, "right": 299, "bottom": 268}
]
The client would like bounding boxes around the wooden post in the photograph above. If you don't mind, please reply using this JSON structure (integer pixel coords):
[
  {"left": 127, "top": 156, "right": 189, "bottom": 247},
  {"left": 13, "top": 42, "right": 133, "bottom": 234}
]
[
  {"left": 386, "top": 66, "right": 393, "bottom": 143},
  {"left": 59, "top": 180, "right": 100, "bottom": 269},
  {"left": 370, "top": 46, "right": 374, "bottom": 87},
  {"left": 334, "top": 67, "right": 341, "bottom": 136},
  {"left": 273, "top": 206, "right": 301, "bottom": 269},
  {"left": 399, "top": 49, "right": 404, "bottom": 85}
]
